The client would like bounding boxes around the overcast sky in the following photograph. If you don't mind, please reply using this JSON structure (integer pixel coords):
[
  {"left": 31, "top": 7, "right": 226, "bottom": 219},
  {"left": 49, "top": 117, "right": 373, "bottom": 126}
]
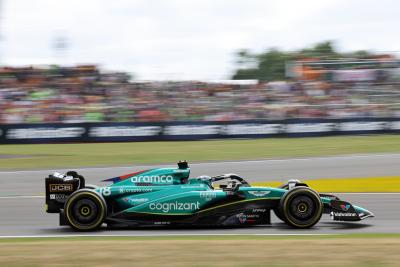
[{"left": 1, "top": 0, "right": 399, "bottom": 80}]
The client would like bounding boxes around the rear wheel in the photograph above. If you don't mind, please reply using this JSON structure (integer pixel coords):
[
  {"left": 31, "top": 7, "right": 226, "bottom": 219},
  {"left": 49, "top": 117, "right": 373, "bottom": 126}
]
[
  {"left": 85, "top": 184, "right": 98, "bottom": 189},
  {"left": 279, "top": 187, "right": 323, "bottom": 229},
  {"left": 64, "top": 189, "right": 106, "bottom": 231}
]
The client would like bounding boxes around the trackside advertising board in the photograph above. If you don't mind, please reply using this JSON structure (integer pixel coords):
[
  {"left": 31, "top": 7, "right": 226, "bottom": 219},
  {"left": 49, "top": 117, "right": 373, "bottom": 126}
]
[{"left": 0, "top": 118, "right": 399, "bottom": 144}]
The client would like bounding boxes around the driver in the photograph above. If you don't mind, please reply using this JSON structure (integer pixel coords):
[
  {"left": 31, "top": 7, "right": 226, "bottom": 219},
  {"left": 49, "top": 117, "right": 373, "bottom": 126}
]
[{"left": 226, "top": 180, "right": 238, "bottom": 190}]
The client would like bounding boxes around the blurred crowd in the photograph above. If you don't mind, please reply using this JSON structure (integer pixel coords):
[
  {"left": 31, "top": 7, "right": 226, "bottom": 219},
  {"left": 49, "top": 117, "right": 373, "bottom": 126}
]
[{"left": 0, "top": 64, "right": 400, "bottom": 124}]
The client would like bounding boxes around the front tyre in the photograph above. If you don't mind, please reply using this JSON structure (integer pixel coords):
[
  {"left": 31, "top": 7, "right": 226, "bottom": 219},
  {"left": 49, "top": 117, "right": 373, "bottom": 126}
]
[
  {"left": 64, "top": 189, "right": 106, "bottom": 231},
  {"left": 279, "top": 187, "right": 323, "bottom": 229}
]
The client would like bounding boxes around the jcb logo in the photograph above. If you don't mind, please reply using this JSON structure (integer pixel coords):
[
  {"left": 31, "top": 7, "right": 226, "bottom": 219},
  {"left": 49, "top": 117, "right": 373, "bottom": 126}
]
[{"left": 49, "top": 184, "right": 73, "bottom": 192}]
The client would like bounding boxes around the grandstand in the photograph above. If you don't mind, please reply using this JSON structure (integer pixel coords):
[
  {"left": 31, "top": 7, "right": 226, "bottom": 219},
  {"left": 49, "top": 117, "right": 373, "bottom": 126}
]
[{"left": 0, "top": 62, "right": 399, "bottom": 124}]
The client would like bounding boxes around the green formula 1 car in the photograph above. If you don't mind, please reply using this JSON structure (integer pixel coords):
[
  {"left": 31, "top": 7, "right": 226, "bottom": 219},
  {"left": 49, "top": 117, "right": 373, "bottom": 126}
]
[{"left": 45, "top": 161, "right": 374, "bottom": 231}]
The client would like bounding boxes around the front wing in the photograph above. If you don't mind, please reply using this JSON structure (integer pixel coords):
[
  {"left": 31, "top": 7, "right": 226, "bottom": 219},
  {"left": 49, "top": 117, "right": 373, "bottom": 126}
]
[{"left": 320, "top": 194, "right": 374, "bottom": 221}]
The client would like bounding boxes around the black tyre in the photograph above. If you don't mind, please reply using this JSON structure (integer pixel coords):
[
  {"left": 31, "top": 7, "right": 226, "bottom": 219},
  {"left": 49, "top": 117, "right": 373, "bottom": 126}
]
[
  {"left": 279, "top": 187, "right": 323, "bottom": 229},
  {"left": 85, "top": 184, "right": 98, "bottom": 190},
  {"left": 64, "top": 189, "right": 106, "bottom": 231}
]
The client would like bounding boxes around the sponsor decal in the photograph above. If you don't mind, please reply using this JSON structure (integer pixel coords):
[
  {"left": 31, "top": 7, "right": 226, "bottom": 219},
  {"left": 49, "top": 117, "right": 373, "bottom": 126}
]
[
  {"left": 131, "top": 175, "right": 173, "bottom": 184},
  {"left": 119, "top": 188, "right": 153, "bottom": 194},
  {"left": 149, "top": 201, "right": 200, "bottom": 213},
  {"left": 50, "top": 194, "right": 69, "bottom": 202},
  {"left": 390, "top": 121, "right": 400, "bottom": 130},
  {"left": 252, "top": 209, "right": 266, "bottom": 213},
  {"left": 224, "top": 124, "right": 281, "bottom": 135},
  {"left": 237, "top": 213, "right": 247, "bottom": 224},
  {"left": 320, "top": 194, "right": 338, "bottom": 200},
  {"left": 129, "top": 198, "right": 149, "bottom": 203},
  {"left": 339, "top": 122, "right": 385, "bottom": 131},
  {"left": 340, "top": 204, "right": 351, "bottom": 211},
  {"left": 7, "top": 127, "right": 85, "bottom": 139},
  {"left": 286, "top": 123, "right": 334, "bottom": 133},
  {"left": 89, "top": 126, "right": 161, "bottom": 137},
  {"left": 99, "top": 187, "right": 111, "bottom": 196},
  {"left": 333, "top": 212, "right": 357, "bottom": 217},
  {"left": 164, "top": 125, "right": 220, "bottom": 136},
  {"left": 248, "top": 191, "right": 270, "bottom": 197},
  {"left": 236, "top": 213, "right": 260, "bottom": 224},
  {"left": 199, "top": 192, "right": 217, "bottom": 200},
  {"left": 49, "top": 184, "right": 73, "bottom": 192}
]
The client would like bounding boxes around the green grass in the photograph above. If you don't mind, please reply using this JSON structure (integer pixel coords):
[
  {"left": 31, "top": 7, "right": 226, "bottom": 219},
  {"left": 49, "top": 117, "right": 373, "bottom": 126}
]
[
  {"left": 1, "top": 135, "right": 400, "bottom": 169},
  {"left": 2, "top": 235, "right": 400, "bottom": 267},
  {"left": 1, "top": 233, "right": 400, "bottom": 243}
]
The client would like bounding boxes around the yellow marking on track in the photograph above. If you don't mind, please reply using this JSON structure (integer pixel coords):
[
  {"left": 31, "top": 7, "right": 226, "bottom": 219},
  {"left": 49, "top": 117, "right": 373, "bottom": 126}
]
[{"left": 253, "top": 176, "right": 400, "bottom": 193}]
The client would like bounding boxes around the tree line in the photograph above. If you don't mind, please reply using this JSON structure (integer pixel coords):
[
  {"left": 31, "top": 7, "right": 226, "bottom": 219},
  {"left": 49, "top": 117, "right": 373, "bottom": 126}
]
[{"left": 231, "top": 41, "right": 377, "bottom": 81}]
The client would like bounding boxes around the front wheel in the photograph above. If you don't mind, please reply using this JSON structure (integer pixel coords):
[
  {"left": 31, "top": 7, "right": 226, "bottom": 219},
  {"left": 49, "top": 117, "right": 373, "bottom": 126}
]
[
  {"left": 64, "top": 189, "right": 106, "bottom": 231},
  {"left": 279, "top": 187, "right": 323, "bottom": 229}
]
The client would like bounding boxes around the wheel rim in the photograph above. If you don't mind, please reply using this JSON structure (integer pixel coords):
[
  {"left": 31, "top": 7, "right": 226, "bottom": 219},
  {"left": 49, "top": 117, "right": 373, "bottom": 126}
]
[
  {"left": 289, "top": 195, "right": 315, "bottom": 220},
  {"left": 65, "top": 192, "right": 106, "bottom": 231},
  {"left": 71, "top": 198, "right": 99, "bottom": 224},
  {"left": 80, "top": 206, "right": 91, "bottom": 216}
]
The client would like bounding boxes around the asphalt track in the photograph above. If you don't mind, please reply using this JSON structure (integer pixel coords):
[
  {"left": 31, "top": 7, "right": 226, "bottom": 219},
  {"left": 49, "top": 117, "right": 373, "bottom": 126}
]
[{"left": 0, "top": 153, "right": 399, "bottom": 237}]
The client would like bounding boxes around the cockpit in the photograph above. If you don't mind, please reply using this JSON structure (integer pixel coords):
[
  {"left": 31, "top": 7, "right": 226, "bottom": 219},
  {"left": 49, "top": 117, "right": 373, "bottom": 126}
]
[{"left": 190, "top": 174, "right": 250, "bottom": 191}]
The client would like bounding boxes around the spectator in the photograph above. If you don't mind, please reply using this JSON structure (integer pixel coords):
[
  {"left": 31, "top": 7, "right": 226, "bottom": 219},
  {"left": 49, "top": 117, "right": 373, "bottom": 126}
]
[{"left": 0, "top": 64, "right": 399, "bottom": 124}]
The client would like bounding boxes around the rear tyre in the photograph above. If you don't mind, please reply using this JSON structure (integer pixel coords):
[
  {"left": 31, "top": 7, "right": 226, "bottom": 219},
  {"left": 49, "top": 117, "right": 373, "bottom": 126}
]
[
  {"left": 279, "top": 187, "right": 323, "bottom": 229},
  {"left": 85, "top": 184, "right": 98, "bottom": 189},
  {"left": 64, "top": 189, "right": 106, "bottom": 231}
]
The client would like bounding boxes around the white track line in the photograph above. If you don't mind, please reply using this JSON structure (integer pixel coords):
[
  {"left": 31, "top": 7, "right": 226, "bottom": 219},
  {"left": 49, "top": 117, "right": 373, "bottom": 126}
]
[
  {"left": 0, "top": 233, "right": 338, "bottom": 239},
  {"left": 1, "top": 153, "right": 399, "bottom": 174},
  {"left": 0, "top": 195, "right": 44, "bottom": 199}
]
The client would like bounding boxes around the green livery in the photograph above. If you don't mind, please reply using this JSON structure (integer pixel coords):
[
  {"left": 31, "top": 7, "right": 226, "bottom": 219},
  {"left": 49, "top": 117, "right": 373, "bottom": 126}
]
[{"left": 45, "top": 161, "right": 374, "bottom": 231}]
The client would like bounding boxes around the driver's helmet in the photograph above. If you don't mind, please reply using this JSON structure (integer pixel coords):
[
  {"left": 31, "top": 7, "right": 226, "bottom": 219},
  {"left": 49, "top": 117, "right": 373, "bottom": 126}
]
[{"left": 226, "top": 180, "right": 237, "bottom": 189}]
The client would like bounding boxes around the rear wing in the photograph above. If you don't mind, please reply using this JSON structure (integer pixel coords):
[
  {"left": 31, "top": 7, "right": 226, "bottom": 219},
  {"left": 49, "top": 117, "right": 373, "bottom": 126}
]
[{"left": 45, "top": 171, "right": 84, "bottom": 213}]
